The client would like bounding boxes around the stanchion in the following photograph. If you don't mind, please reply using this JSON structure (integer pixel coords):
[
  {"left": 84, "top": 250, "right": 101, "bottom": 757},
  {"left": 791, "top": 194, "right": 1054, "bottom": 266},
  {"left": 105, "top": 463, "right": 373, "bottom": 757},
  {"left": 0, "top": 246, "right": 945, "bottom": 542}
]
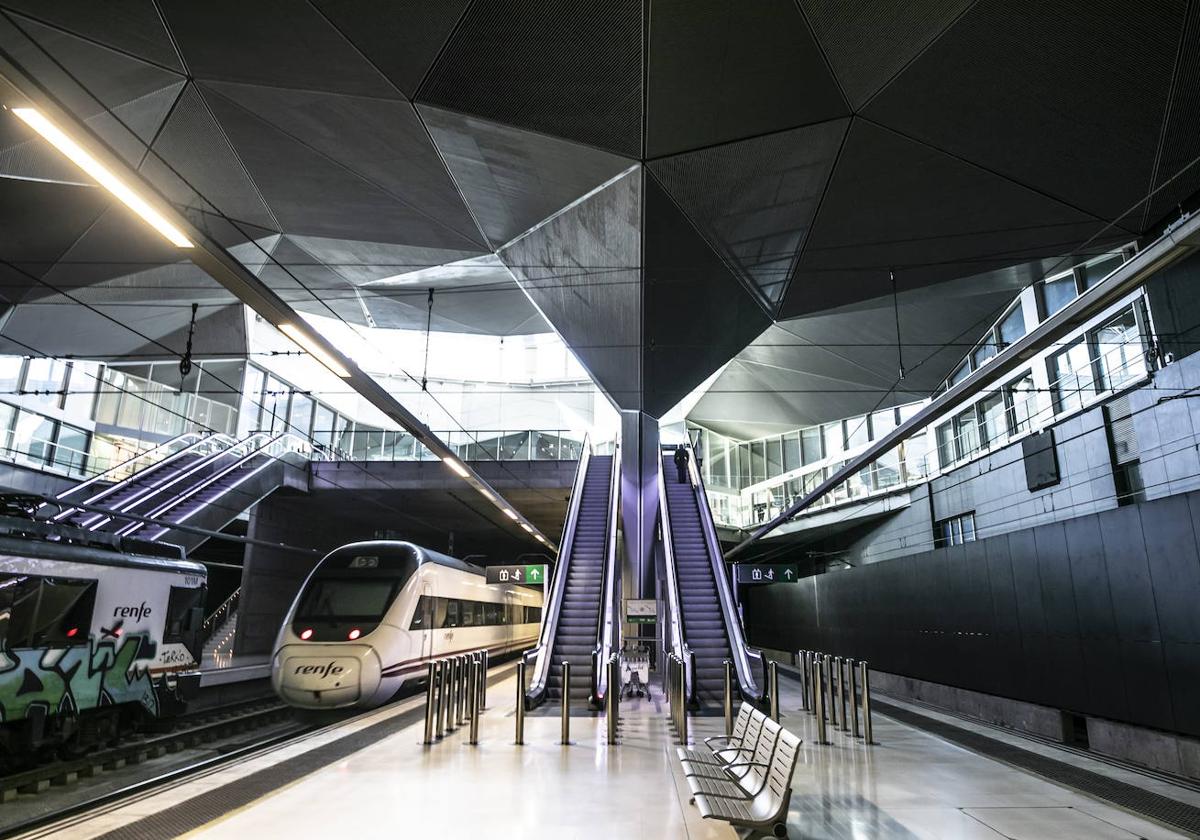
[
  {"left": 826, "top": 655, "right": 838, "bottom": 728},
  {"left": 468, "top": 659, "right": 480, "bottom": 745},
  {"left": 797, "top": 651, "right": 809, "bottom": 712},
  {"left": 813, "top": 657, "right": 829, "bottom": 745},
  {"left": 678, "top": 655, "right": 688, "bottom": 746},
  {"left": 560, "top": 660, "right": 572, "bottom": 745},
  {"left": 422, "top": 661, "right": 437, "bottom": 744},
  {"left": 848, "top": 658, "right": 860, "bottom": 738},
  {"left": 860, "top": 660, "right": 875, "bottom": 745},
  {"left": 839, "top": 657, "right": 850, "bottom": 732},
  {"left": 457, "top": 656, "right": 468, "bottom": 726},
  {"left": 805, "top": 652, "right": 815, "bottom": 715},
  {"left": 515, "top": 660, "right": 526, "bottom": 745},
  {"left": 606, "top": 656, "right": 618, "bottom": 745},
  {"left": 723, "top": 659, "right": 734, "bottom": 736},
  {"left": 768, "top": 660, "right": 780, "bottom": 722},
  {"left": 445, "top": 658, "right": 457, "bottom": 731},
  {"left": 435, "top": 660, "right": 447, "bottom": 737},
  {"left": 480, "top": 649, "right": 489, "bottom": 710}
]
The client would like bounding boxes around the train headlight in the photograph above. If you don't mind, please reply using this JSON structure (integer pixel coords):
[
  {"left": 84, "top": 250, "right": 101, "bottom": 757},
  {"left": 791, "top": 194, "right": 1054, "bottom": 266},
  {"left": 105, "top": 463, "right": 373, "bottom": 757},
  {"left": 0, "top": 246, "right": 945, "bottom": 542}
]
[
  {"left": 300, "top": 628, "right": 314, "bottom": 640},
  {"left": 347, "top": 628, "right": 361, "bottom": 640}
]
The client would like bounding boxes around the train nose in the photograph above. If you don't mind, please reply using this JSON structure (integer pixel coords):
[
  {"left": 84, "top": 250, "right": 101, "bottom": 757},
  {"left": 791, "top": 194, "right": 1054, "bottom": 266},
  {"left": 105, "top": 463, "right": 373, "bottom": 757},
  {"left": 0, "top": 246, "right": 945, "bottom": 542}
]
[{"left": 275, "top": 645, "right": 370, "bottom": 708}]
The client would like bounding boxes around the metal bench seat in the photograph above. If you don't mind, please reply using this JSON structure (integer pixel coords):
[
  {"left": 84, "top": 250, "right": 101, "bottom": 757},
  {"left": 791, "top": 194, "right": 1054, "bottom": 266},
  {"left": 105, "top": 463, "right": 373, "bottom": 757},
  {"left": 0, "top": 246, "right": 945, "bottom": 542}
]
[
  {"left": 694, "top": 728, "right": 803, "bottom": 839},
  {"left": 679, "top": 709, "right": 764, "bottom": 769},
  {"left": 685, "top": 718, "right": 781, "bottom": 799}
]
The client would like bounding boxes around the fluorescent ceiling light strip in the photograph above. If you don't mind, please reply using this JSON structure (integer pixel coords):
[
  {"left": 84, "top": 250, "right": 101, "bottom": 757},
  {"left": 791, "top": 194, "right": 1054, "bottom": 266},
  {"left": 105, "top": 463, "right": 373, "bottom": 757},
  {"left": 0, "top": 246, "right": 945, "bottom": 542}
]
[
  {"left": 279, "top": 323, "right": 351, "bottom": 378},
  {"left": 520, "top": 523, "right": 532, "bottom": 533},
  {"left": 11, "top": 107, "right": 193, "bottom": 248},
  {"left": 503, "top": 508, "right": 518, "bottom": 520},
  {"left": 442, "top": 457, "right": 469, "bottom": 478}
]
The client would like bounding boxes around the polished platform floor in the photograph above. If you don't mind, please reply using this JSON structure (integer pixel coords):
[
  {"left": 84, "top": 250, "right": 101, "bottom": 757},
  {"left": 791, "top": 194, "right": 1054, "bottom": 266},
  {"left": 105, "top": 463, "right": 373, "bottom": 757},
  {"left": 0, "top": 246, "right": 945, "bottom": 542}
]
[{"left": 35, "top": 665, "right": 1197, "bottom": 839}]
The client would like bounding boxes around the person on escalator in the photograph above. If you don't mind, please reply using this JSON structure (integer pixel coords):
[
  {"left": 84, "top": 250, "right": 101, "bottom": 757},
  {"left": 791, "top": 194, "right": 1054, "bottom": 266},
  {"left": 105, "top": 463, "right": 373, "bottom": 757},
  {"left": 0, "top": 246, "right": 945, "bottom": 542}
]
[{"left": 674, "top": 446, "right": 689, "bottom": 484}]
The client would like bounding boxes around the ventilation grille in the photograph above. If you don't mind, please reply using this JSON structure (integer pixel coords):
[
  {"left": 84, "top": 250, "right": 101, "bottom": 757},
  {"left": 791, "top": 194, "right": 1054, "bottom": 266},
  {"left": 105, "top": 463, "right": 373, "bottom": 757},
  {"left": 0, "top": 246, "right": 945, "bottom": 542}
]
[{"left": 1107, "top": 394, "right": 1139, "bottom": 465}]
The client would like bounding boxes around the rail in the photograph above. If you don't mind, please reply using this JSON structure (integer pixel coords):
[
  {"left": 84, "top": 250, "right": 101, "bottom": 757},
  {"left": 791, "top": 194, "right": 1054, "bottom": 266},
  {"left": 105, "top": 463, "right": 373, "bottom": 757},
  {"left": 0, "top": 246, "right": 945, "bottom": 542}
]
[
  {"left": 524, "top": 435, "right": 592, "bottom": 707},
  {"left": 687, "top": 443, "right": 764, "bottom": 701},
  {"left": 199, "top": 586, "right": 241, "bottom": 649},
  {"left": 657, "top": 453, "right": 693, "bottom": 705},
  {"left": 591, "top": 441, "right": 621, "bottom": 703},
  {"left": 45, "top": 432, "right": 204, "bottom": 508}
]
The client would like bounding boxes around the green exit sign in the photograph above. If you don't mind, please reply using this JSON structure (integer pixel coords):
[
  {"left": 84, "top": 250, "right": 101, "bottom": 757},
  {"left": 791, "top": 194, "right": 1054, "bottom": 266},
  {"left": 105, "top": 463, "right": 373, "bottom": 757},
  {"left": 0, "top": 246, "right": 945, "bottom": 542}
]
[{"left": 485, "top": 564, "right": 548, "bottom": 585}]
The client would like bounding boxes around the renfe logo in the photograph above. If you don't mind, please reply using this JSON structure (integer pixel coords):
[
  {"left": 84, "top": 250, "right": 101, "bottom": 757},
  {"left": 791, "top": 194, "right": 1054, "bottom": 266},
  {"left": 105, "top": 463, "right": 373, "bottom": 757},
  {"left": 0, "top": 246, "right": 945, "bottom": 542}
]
[
  {"left": 295, "top": 662, "right": 345, "bottom": 679},
  {"left": 113, "top": 602, "right": 152, "bottom": 622}
]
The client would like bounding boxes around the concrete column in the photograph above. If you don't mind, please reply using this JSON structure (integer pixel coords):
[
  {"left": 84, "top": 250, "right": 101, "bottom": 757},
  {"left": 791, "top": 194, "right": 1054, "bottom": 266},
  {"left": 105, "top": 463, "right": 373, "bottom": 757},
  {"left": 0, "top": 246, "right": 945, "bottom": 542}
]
[{"left": 620, "top": 410, "right": 659, "bottom": 601}]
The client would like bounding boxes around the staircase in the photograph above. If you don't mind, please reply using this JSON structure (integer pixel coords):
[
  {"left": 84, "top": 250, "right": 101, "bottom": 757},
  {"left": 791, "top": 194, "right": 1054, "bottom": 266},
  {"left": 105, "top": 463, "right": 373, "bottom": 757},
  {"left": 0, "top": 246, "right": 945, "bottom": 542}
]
[
  {"left": 201, "top": 610, "right": 238, "bottom": 669},
  {"left": 545, "top": 454, "right": 614, "bottom": 703},
  {"left": 663, "top": 455, "right": 732, "bottom": 709}
]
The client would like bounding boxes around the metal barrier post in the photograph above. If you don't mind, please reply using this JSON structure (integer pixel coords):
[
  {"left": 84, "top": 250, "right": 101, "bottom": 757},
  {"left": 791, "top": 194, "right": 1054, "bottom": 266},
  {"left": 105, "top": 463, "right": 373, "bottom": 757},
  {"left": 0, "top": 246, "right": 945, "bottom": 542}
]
[
  {"left": 826, "top": 655, "right": 838, "bottom": 728},
  {"left": 515, "top": 660, "right": 526, "bottom": 745},
  {"left": 560, "top": 660, "right": 571, "bottom": 745},
  {"left": 798, "top": 651, "right": 809, "bottom": 712},
  {"left": 445, "top": 658, "right": 457, "bottom": 731},
  {"left": 813, "top": 658, "right": 828, "bottom": 745},
  {"left": 860, "top": 660, "right": 875, "bottom": 745},
  {"left": 468, "top": 659, "right": 480, "bottom": 745},
  {"left": 606, "top": 656, "right": 618, "bottom": 745},
  {"left": 839, "top": 657, "right": 850, "bottom": 732},
  {"left": 768, "top": 660, "right": 780, "bottom": 722},
  {"left": 435, "top": 660, "right": 447, "bottom": 736},
  {"left": 678, "top": 656, "right": 688, "bottom": 746},
  {"left": 423, "top": 661, "right": 437, "bottom": 745},
  {"left": 480, "top": 649, "right": 489, "bottom": 710},
  {"left": 456, "top": 656, "right": 466, "bottom": 725},
  {"left": 723, "top": 659, "right": 734, "bottom": 736},
  {"left": 848, "top": 658, "right": 860, "bottom": 738}
]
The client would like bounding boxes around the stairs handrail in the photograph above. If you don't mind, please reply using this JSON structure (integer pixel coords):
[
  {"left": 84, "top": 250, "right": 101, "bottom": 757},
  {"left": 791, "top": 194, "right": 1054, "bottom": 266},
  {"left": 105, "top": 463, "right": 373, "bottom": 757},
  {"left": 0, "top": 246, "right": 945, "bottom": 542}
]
[
  {"left": 591, "top": 441, "right": 621, "bottom": 704},
  {"left": 199, "top": 586, "right": 241, "bottom": 649},
  {"left": 524, "top": 434, "right": 592, "bottom": 707},
  {"left": 686, "top": 443, "right": 763, "bottom": 701},
  {"left": 47, "top": 432, "right": 205, "bottom": 508},
  {"left": 52, "top": 434, "right": 235, "bottom": 526},
  {"left": 657, "top": 451, "right": 694, "bottom": 706}
]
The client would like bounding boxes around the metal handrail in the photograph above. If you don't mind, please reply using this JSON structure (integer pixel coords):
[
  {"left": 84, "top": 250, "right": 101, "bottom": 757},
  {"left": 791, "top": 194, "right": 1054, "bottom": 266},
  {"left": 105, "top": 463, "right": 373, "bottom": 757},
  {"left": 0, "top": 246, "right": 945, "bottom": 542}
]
[
  {"left": 591, "top": 441, "right": 621, "bottom": 704},
  {"left": 525, "top": 434, "right": 592, "bottom": 707},
  {"left": 686, "top": 444, "right": 763, "bottom": 701},
  {"left": 199, "top": 586, "right": 241, "bottom": 648},
  {"left": 657, "top": 452, "right": 693, "bottom": 705},
  {"left": 47, "top": 432, "right": 205, "bottom": 507}
]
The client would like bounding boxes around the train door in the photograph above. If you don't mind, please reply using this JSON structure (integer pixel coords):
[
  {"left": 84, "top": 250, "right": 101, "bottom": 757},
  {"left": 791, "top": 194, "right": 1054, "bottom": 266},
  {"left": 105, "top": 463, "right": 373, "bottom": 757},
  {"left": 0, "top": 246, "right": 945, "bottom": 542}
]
[
  {"left": 505, "top": 590, "right": 516, "bottom": 653},
  {"left": 420, "top": 581, "right": 433, "bottom": 661}
]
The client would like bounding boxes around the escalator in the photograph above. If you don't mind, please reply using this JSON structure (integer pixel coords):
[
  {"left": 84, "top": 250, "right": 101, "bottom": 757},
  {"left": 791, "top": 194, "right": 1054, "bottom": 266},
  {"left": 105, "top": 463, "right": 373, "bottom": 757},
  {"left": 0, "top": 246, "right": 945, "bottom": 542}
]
[
  {"left": 660, "top": 445, "right": 763, "bottom": 709},
  {"left": 525, "top": 443, "right": 619, "bottom": 708}
]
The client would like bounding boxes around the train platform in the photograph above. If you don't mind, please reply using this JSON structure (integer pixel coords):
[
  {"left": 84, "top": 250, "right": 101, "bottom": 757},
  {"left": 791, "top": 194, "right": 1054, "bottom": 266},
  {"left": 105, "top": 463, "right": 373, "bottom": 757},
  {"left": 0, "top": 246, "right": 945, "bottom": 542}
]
[{"left": 27, "top": 666, "right": 1200, "bottom": 840}]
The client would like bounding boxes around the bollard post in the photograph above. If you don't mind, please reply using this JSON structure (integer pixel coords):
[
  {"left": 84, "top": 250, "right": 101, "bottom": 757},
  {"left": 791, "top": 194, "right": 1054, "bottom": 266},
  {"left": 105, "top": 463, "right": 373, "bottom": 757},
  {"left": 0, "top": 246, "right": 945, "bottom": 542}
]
[
  {"left": 560, "top": 660, "right": 572, "bottom": 745},
  {"left": 423, "top": 661, "right": 437, "bottom": 745},
  {"left": 768, "top": 660, "right": 780, "bottom": 722},
  {"left": 798, "top": 651, "right": 809, "bottom": 712},
  {"left": 606, "top": 657, "right": 618, "bottom": 745},
  {"left": 848, "top": 658, "right": 860, "bottom": 738},
  {"left": 436, "top": 660, "right": 447, "bottom": 736},
  {"left": 515, "top": 660, "right": 526, "bottom": 745},
  {"left": 839, "top": 657, "right": 850, "bottom": 732},
  {"left": 445, "top": 658, "right": 457, "bottom": 731},
  {"left": 826, "top": 655, "right": 838, "bottom": 728},
  {"left": 813, "top": 658, "right": 828, "bottom": 745},
  {"left": 456, "top": 656, "right": 466, "bottom": 725},
  {"left": 860, "top": 660, "right": 875, "bottom": 745},
  {"left": 723, "top": 659, "right": 734, "bottom": 737},
  {"left": 480, "top": 649, "right": 489, "bottom": 710},
  {"left": 678, "top": 656, "right": 689, "bottom": 746},
  {"left": 468, "top": 659, "right": 480, "bottom": 745}
]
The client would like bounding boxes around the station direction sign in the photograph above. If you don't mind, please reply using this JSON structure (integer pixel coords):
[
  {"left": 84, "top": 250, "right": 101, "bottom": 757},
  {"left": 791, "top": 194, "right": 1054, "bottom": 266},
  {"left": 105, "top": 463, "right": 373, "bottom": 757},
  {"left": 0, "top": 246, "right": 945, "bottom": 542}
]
[
  {"left": 734, "top": 563, "right": 799, "bottom": 584},
  {"left": 625, "top": 598, "right": 657, "bottom": 624},
  {"left": 486, "top": 564, "right": 548, "bottom": 585}
]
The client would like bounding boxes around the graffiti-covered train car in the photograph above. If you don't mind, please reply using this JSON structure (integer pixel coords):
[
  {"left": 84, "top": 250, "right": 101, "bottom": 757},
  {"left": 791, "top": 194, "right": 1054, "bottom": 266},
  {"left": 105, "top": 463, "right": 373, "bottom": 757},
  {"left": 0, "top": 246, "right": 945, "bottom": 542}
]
[{"left": 0, "top": 532, "right": 207, "bottom": 765}]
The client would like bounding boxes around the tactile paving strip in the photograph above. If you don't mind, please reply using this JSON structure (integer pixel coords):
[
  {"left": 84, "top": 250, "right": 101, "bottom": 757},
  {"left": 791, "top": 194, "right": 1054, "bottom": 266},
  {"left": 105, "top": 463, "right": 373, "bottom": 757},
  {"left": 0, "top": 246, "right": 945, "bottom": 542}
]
[{"left": 873, "top": 699, "right": 1200, "bottom": 836}]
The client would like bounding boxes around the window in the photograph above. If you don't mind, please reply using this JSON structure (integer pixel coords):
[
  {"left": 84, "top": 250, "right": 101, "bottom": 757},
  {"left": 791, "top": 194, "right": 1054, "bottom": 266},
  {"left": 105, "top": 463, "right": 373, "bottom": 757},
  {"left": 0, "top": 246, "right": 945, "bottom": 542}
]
[
  {"left": 977, "top": 393, "right": 1006, "bottom": 447},
  {"left": 165, "top": 584, "right": 206, "bottom": 648},
  {"left": 312, "top": 404, "right": 335, "bottom": 448},
  {"left": 936, "top": 422, "right": 956, "bottom": 468},
  {"left": 1113, "top": 462, "right": 1145, "bottom": 506},
  {"left": 949, "top": 360, "right": 971, "bottom": 386},
  {"left": 1041, "top": 273, "right": 1077, "bottom": 317},
  {"left": 23, "top": 359, "right": 69, "bottom": 408},
  {"left": 1, "top": 575, "right": 96, "bottom": 648},
  {"left": 1050, "top": 339, "right": 1095, "bottom": 415},
  {"left": 822, "top": 423, "right": 843, "bottom": 459},
  {"left": 241, "top": 365, "right": 267, "bottom": 430},
  {"left": 953, "top": 408, "right": 980, "bottom": 459},
  {"left": 409, "top": 596, "right": 535, "bottom": 629},
  {"left": 1080, "top": 254, "right": 1123, "bottom": 290},
  {"left": 1094, "top": 307, "right": 1145, "bottom": 390},
  {"left": 845, "top": 416, "right": 869, "bottom": 449},
  {"left": 934, "top": 512, "right": 977, "bottom": 548},
  {"left": 0, "top": 357, "right": 23, "bottom": 395},
  {"left": 765, "top": 437, "right": 783, "bottom": 478},
  {"left": 53, "top": 423, "right": 89, "bottom": 474},
  {"left": 14, "top": 411, "right": 56, "bottom": 465},
  {"left": 287, "top": 393, "right": 314, "bottom": 437},
  {"left": 781, "top": 432, "right": 800, "bottom": 472},
  {"left": 997, "top": 305, "right": 1025, "bottom": 347},
  {"left": 296, "top": 578, "right": 396, "bottom": 621},
  {"left": 800, "top": 427, "right": 822, "bottom": 464},
  {"left": 971, "top": 341, "right": 996, "bottom": 369},
  {"left": 1004, "top": 372, "right": 1037, "bottom": 434},
  {"left": 523, "top": 605, "right": 542, "bottom": 623}
]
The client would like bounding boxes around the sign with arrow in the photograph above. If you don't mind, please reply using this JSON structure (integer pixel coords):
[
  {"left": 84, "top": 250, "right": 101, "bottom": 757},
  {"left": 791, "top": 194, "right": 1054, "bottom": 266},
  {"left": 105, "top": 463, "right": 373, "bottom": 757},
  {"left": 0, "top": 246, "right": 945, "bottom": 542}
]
[
  {"left": 734, "top": 563, "right": 799, "bottom": 585},
  {"left": 486, "top": 564, "right": 549, "bottom": 585}
]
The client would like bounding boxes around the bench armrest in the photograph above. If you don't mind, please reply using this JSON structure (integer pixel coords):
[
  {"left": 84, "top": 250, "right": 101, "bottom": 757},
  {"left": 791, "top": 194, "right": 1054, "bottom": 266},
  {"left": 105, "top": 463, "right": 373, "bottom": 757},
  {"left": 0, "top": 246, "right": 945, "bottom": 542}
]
[
  {"left": 702, "top": 735, "right": 744, "bottom": 747},
  {"left": 724, "top": 761, "right": 769, "bottom": 771}
]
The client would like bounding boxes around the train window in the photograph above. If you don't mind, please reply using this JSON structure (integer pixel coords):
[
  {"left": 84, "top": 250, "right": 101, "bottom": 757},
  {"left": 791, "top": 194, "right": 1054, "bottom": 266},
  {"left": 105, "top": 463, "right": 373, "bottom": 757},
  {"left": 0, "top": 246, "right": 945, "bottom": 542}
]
[
  {"left": 444, "top": 599, "right": 460, "bottom": 628},
  {"left": 297, "top": 578, "right": 396, "bottom": 621},
  {"left": 3, "top": 576, "right": 96, "bottom": 648},
  {"left": 524, "top": 606, "right": 542, "bottom": 624},
  {"left": 409, "top": 595, "right": 433, "bottom": 630},
  {"left": 483, "top": 602, "right": 501, "bottom": 625},
  {"left": 462, "top": 600, "right": 477, "bottom": 626},
  {"left": 165, "top": 585, "right": 206, "bottom": 644},
  {"left": 0, "top": 575, "right": 19, "bottom": 648}
]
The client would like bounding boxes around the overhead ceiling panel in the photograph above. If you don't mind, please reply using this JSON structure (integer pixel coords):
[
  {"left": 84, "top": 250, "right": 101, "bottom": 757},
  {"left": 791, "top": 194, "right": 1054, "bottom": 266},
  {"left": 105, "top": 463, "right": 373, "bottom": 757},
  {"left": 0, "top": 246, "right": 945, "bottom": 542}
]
[
  {"left": 648, "top": 118, "right": 849, "bottom": 310},
  {"left": 642, "top": 175, "right": 770, "bottom": 417},
  {"left": 798, "top": 0, "right": 973, "bottom": 110},
  {"left": 310, "top": 0, "right": 471, "bottom": 99},
  {"left": 285, "top": 235, "right": 482, "bottom": 286},
  {"left": 780, "top": 119, "right": 1116, "bottom": 318},
  {"left": 158, "top": 0, "right": 397, "bottom": 98},
  {"left": 0, "top": 0, "right": 184, "bottom": 71},
  {"left": 646, "top": 0, "right": 847, "bottom": 158},
  {"left": 499, "top": 168, "right": 642, "bottom": 409},
  {"left": 421, "top": 104, "right": 634, "bottom": 248},
  {"left": 864, "top": 0, "right": 1183, "bottom": 223},
  {"left": 205, "top": 82, "right": 486, "bottom": 250},
  {"left": 416, "top": 0, "right": 643, "bottom": 158}
]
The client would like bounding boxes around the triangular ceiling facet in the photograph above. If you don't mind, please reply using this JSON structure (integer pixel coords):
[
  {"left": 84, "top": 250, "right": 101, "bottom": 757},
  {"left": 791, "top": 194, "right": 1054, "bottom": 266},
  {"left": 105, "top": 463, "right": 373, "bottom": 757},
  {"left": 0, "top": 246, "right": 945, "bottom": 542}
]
[
  {"left": 648, "top": 118, "right": 849, "bottom": 311},
  {"left": 1, "top": 0, "right": 184, "bottom": 71},
  {"left": 421, "top": 104, "right": 635, "bottom": 248}
]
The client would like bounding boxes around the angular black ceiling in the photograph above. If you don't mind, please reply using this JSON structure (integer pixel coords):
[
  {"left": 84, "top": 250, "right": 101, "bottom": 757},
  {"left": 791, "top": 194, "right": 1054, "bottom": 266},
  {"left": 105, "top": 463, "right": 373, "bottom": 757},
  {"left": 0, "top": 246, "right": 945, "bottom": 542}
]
[{"left": 0, "top": 0, "right": 1198, "bottom": 421}]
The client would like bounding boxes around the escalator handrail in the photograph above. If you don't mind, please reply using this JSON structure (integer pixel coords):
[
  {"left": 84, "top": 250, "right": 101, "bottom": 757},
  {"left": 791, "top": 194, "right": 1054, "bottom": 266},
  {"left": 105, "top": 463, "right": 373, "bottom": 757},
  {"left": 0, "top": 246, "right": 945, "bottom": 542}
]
[
  {"left": 591, "top": 442, "right": 621, "bottom": 704},
  {"left": 54, "top": 434, "right": 235, "bottom": 526},
  {"left": 525, "top": 434, "right": 592, "bottom": 706},
  {"left": 685, "top": 444, "right": 763, "bottom": 700},
  {"left": 119, "top": 432, "right": 299, "bottom": 537},
  {"left": 48, "top": 432, "right": 204, "bottom": 507},
  {"left": 657, "top": 452, "right": 693, "bottom": 705}
]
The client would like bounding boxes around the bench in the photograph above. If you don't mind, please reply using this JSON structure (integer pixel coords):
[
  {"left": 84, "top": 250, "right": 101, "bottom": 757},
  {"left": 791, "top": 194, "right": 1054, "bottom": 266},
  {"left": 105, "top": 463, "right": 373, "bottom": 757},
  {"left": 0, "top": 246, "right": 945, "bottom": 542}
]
[{"left": 674, "top": 704, "right": 801, "bottom": 838}]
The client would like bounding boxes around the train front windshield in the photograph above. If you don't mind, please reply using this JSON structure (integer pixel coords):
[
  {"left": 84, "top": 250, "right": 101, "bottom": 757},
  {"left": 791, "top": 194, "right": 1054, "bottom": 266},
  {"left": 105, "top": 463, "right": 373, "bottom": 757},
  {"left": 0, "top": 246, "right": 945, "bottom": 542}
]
[
  {"left": 297, "top": 579, "right": 395, "bottom": 621},
  {"left": 291, "top": 544, "right": 421, "bottom": 641}
]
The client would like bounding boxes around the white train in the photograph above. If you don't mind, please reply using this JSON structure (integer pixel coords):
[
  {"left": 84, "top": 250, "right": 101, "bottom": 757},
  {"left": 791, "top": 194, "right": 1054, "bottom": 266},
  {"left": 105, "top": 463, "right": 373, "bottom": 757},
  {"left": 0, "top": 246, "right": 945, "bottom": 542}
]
[{"left": 272, "top": 541, "right": 543, "bottom": 710}]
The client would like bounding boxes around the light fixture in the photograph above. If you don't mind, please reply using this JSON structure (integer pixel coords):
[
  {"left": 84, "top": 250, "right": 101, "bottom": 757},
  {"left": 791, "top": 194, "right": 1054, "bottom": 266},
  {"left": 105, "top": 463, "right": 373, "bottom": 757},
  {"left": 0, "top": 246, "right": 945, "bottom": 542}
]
[
  {"left": 479, "top": 487, "right": 495, "bottom": 502},
  {"left": 442, "top": 457, "right": 469, "bottom": 478},
  {"left": 535, "top": 534, "right": 546, "bottom": 543},
  {"left": 503, "top": 508, "right": 518, "bottom": 520},
  {"left": 520, "top": 523, "right": 533, "bottom": 533},
  {"left": 11, "top": 107, "right": 194, "bottom": 248},
  {"left": 279, "top": 323, "right": 351, "bottom": 378}
]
